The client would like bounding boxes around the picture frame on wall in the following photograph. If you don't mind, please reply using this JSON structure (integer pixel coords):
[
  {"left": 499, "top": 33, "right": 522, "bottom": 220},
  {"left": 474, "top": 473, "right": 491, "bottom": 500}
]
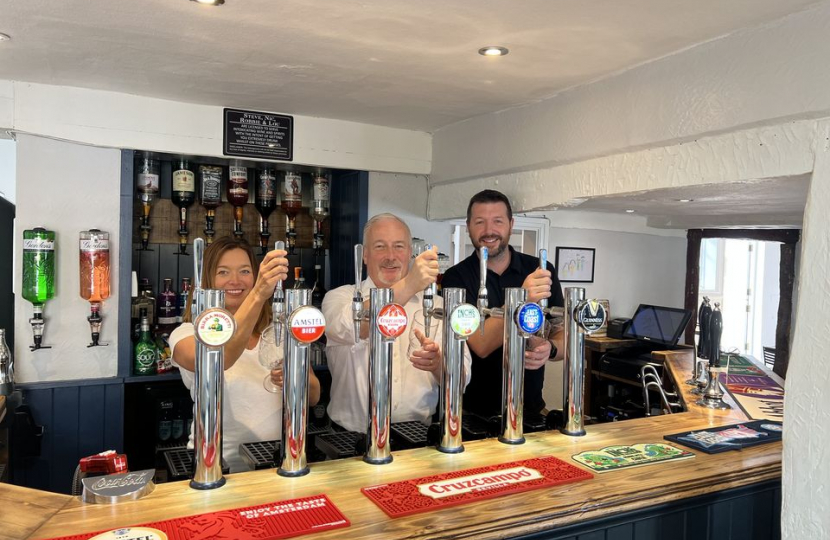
[{"left": 555, "top": 247, "right": 596, "bottom": 283}]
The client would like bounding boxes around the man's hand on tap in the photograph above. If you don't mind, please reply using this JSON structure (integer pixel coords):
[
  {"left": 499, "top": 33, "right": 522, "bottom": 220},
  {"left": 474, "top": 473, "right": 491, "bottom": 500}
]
[
  {"left": 395, "top": 246, "right": 440, "bottom": 306},
  {"left": 521, "top": 267, "right": 552, "bottom": 304},
  {"left": 410, "top": 328, "right": 443, "bottom": 379},
  {"left": 524, "top": 336, "right": 552, "bottom": 370},
  {"left": 252, "top": 248, "right": 290, "bottom": 303}
]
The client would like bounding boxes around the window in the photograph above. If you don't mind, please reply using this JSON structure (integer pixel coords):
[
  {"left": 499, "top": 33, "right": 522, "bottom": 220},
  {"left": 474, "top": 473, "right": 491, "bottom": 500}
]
[{"left": 699, "top": 238, "right": 724, "bottom": 294}]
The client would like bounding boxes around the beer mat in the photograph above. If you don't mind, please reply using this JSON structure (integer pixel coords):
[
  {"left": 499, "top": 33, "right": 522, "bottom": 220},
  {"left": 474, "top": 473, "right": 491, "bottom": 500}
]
[
  {"left": 721, "top": 354, "right": 766, "bottom": 376},
  {"left": 42, "top": 494, "right": 350, "bottom": 540},
  {"left": 361, "top": 456, "right": 592, "bottom": 518},
  {"left": 718, "top": 372, "right": 784, "bottom": 422},
  {"left": 665, "top": 420, "right": 782, "bottom": 454},
  {"left": 572, "top": 443, "right": 694, "bottom": 473}
]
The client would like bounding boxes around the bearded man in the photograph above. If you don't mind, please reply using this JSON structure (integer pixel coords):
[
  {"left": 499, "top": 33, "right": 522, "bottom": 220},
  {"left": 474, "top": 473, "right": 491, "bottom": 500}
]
[{"left": 441, "top": 190, "right": 564, "bottom": 421}]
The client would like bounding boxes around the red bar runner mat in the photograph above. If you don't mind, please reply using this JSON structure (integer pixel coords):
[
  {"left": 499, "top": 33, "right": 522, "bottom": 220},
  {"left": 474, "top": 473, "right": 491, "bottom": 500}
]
[
  {"left": 361, "top": 456, "right": 592, "bottom": 518},
  {"left": 44, "top": 494, "right": 350, "bottom": 540}
]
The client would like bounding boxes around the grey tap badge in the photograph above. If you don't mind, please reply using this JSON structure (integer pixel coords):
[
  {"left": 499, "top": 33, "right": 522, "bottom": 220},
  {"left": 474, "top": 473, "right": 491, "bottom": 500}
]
[
  {"left": 81, "top": 469, "right": 155, "bottom": 504},
  {"left": 575, "top": 300, "right": 607, "bottom": 334}
]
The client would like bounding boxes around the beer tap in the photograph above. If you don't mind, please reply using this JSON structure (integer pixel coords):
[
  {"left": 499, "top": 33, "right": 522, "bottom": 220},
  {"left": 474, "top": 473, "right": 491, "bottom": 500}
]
[
  {"left": 438, "top": 289, "right": 480, "bottom": 453},
  {"left": 190, "top": 237, "right": 237, "bottom": 490},
  {"left": 420, "top": 244, "right": 440, "bottom": 338},
  {"left": 536, "top": 248, "right": 565, "bottom": 324},
  {"left": 272, "top": 241, "right": 286, "bottom": 348},
  {"left": 476, "top": 247, "right": 505, "bottom": 330},
  {"left": 352, "top": 244, "right": 369, "bottom": 342}
]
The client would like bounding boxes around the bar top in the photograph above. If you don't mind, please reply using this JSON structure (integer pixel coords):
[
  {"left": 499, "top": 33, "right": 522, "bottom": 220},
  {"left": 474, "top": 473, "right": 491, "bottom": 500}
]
[{"left": 11, "top": 350, "right": 781, "bottom": 540}]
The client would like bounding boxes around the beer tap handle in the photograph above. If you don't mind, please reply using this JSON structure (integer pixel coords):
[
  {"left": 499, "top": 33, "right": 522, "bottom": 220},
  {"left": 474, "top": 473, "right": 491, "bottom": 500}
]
[
  {"left": 477, "top": 247, "right": 489, "bottom": 335},
  {"left": 422, "top": 244, "right": 436, "bottom": 338},
  {"left": 192, "top": 238, "right": 205, "bottom": 320},
  {"left": 352, "top": 244, "right": 364, "bottom": 343},
  {"left": 272, "top": 241, "right": 286, "bottom": 347},
  {"left": 537, "top": 248, "right": 549, "bottom": 336}
]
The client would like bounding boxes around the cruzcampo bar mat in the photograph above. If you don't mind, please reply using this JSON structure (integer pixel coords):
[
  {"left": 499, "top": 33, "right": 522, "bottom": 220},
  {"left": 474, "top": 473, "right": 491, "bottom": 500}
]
[
  {"left": 571, "top": 443, "right": 694, "bottom": 473},
  {"left": 44, "top": 494, "right": 350, "bottom": 540},
  {"left": 361, "top": 456, "right": 592, "bottom": 518},
  {"left": 665, "top": 420, "right": 783, "bottom": 454}
]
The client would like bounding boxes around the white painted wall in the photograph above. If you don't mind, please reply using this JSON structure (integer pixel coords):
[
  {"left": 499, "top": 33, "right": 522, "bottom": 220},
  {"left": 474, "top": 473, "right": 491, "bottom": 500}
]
[
  {"left": 14, "top": 134, "right": 121, "bottom": 382},
  {"left": 2, "top": 81, "right": 432, "bottom": 176},
  {"left": 783, "top": 120, "right": 830, "bottom": 539},
  {"left": 0, "top": 138, "right": 15, "bottom": 204}
]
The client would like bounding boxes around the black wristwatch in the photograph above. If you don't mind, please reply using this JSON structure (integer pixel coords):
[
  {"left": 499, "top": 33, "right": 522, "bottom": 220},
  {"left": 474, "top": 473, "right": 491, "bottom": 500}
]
[{"left": 548, "top": 341, "right": 558, "bottom": 359}]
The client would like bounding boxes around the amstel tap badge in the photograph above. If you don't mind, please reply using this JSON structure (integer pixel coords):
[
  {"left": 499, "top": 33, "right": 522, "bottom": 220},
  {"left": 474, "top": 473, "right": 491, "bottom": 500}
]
[
  {"left": 288, "top": 306, "right": 326, "bottom": 343},
  {"left": 377, "top": 303, "right": 408, "bottom": 338}
]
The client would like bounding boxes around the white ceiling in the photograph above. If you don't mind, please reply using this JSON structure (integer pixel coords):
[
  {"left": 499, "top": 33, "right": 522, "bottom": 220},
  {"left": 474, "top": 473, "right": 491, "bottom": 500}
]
[{"left": 0, "top": 0, "right": 823, "bottom": 132}]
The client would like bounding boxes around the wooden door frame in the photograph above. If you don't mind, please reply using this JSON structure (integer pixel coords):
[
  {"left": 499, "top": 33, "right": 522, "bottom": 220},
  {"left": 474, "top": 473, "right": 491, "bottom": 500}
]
[{"left": 684, "top": 229, "right": 799, "bottom": 378}]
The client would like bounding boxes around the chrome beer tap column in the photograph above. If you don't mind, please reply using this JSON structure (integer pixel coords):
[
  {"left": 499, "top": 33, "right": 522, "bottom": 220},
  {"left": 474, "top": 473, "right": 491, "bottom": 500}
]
[
  {"left": 190, "top": 238, "right": 237, "bottom": 490},
  {"left": 279, "top": 288, "right": 326, "bottom": 477},
  {"left": 365, "top": 288, "right": 408, "bottom": 464},
  {"left": 500, "top": 288, "right": 544, "bottom": 444},
  {"left": 438, "top": 289, "right": 480, "bottom": 453},
  {"left": 561, "top": 288, "right": 607, "bottom": 437}
]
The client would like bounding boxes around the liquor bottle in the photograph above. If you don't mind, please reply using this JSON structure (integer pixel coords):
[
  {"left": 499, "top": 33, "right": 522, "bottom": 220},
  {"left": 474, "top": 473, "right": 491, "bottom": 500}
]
[
  {"left": 172, "top": 158, "right": 196, "bottom": 254},
  {"left": 255, "top": 166, "right": 278, "bottom": 255},
  {"left": 156, "top": 333, "right": 172, "bottom": 374},
  {"left": 135, "top": 153, "right": 159, "bottom": 250},
  {"left": 22, "top": 227, "right": 56, "bottom": 351},
  {"left": 293, "top": 267, "right": 306, "bottom": 289},
  {"left": 157, "top": 278, "right": 178, "bottom": 332},
  {"left": 310, "top": 171, "right": 330, "bottom": 255},
  {"left": 311, "top": 264, "right": 326, "bottom": 308},
  {"left": 158, "top": 400, "right": 173, "bottom": 443},
  {"left": 698, "top": 296, "right": 712, "bottom": 360},
  {"left": 79, "top": 229, "right": 110, "bottom": 347},
  {"left": 0, "top": 329, "right": 14, "bottom": 397},
  {"left": 709, "top": 303, "right": 723, "bottom": 368},
  {"left": 134, "top": 310, "right": 158, "bottom": 376},
  {"left": 177, "top": 277, "right": 191, "bottom": 323},
  {"left": 227, "top": 160, "right": 249, "bottom": 238},
  {"left": 281, "top": 171, "right": 303, "bottom": 254},
  {"left": 199, "top": 165, "right": 223, "bottom": 245}
]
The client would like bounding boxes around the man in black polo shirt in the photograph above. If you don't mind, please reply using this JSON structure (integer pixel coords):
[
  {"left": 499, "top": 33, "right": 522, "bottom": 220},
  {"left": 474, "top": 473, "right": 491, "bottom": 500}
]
[{"left": 441, "top": 190, "right": 564, "bottom": 420}]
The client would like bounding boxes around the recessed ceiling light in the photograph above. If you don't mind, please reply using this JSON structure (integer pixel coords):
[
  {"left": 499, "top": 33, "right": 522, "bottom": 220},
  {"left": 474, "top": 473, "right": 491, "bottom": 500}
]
[
  {"left": 190, "top": 0, "right": 224, "bottom": 5},
  {"left": 625, "top": 209, "right": 635, "bottom": 213},
  {"left": 0, "top": 33, "right": 11, "bottom": 42},
  {"left": 678, "top": 198, "right": 694, "bottom": 203},
  {"left": 478, "top": 46, "right": 509, "bottom": 57}
]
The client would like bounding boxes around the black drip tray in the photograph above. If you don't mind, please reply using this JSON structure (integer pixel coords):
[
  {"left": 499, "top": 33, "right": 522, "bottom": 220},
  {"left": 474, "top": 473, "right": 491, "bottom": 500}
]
[
  {"left": 316, "top": 431, "right": 361, "bottom": 460},
  {"left": 461, "top": 415, "right": 492, "bottom": 440},
  {"left": 391, "top": 421, "right": 428, "bottom": 449},
  {"left": 240, "top": 441, "right": 279, "bottom": 470},
  {"left": 163, "top": 448, "right": 229, "bottom": 481}
]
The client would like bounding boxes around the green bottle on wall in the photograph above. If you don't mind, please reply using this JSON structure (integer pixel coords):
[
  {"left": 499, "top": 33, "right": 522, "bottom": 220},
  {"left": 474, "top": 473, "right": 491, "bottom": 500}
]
[
  {"left": 22, "top": 227, "right": 56, "bottom": 351},
  {"left": 134, "top": 309, "right": 158, "bottom": 376}
]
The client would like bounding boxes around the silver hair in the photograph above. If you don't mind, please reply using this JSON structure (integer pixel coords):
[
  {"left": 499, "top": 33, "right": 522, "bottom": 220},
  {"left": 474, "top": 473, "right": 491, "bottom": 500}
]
[{"left": 362, "top": 213, "right": 412, "bottom": 247}]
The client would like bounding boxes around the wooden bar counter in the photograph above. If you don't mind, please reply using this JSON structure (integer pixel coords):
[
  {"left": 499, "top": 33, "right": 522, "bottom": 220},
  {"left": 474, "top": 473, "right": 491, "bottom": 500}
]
[{"left": 2, "top": 350, "right": 782, "bottom": 540}]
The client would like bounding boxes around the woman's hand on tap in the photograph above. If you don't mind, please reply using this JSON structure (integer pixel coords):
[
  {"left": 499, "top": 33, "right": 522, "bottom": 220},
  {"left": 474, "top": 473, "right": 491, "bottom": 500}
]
[{"left": 253, "top": 248, "right": 290, "bottom": 302}]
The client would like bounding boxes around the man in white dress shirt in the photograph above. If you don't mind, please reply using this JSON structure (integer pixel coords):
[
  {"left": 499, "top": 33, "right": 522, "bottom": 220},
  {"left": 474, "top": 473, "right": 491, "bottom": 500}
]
[{"left": 322, "top": 213, "right": 472, "bottom": 434}]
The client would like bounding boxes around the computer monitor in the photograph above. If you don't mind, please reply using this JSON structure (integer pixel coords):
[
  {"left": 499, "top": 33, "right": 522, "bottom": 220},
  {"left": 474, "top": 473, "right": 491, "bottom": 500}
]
[{"left": 622, "top": 304, "right": 692, "bottom": 348}]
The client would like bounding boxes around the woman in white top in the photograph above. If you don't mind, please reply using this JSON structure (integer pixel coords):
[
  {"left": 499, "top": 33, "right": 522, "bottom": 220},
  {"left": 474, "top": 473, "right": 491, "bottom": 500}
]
[{"left": 169, "top": 236, "right": 321, "bottom": 472}]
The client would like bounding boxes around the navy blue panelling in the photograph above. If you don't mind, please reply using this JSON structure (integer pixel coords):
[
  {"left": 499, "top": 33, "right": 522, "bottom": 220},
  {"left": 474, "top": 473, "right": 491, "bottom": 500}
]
[
  {"left": 606, "top": 523, "right": 633, "bottom": 540},
  {"left": 329, "top": 170, "right": 368, "bottom": 289},
  {"left": 13, "top": 380, "right": 124, "bottom": 494}
]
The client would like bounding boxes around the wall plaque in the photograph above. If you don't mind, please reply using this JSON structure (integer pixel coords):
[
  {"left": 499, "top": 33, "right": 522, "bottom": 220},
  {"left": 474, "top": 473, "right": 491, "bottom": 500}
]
[{"left": 224, "top": 108, "right": 294, "bottom": 161}]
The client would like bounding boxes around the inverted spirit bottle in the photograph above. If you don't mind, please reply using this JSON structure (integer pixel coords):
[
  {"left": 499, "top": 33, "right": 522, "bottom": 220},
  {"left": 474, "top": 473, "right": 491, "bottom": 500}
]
[
  {"left": 79, "top": 229, "right": 110, "bottom": 347},
  {"left": 228, "top": 160, "right": 249, "bottom": 238},
  {"left": 255, "top": 166, "right": 278, "bottom": 255},
  {"left": 199, "top": 165, "right": 223, "bottom": 245},
  {"left": 172, "top": 158, "right": 196, "bottom": 254},
  {"left": 281, "top": 171, "right": 303, "bottom": 254},
  {"left": 310, "top": 171, "right": 330, "bottom": 256},
  {"left": 22, "top": 227, "right": 56, "bottom": 351},
  {"left": 135, "top": 153, "right": 159, "bottom": 251}
]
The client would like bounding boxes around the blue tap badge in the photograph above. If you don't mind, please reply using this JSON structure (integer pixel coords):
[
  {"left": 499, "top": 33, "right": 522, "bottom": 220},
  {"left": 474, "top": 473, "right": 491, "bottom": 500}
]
[{"left": 516, "top": 303, "right": 544, "bottom": 335}]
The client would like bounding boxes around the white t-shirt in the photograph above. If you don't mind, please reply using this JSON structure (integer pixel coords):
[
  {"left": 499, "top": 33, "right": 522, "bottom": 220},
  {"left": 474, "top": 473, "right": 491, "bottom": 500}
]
[
  {"left": 322, "top": 277, "right": 472, "bottom": 434},
  {"left": 169, "top": 323, "right": 282, "bottom": 473}
]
